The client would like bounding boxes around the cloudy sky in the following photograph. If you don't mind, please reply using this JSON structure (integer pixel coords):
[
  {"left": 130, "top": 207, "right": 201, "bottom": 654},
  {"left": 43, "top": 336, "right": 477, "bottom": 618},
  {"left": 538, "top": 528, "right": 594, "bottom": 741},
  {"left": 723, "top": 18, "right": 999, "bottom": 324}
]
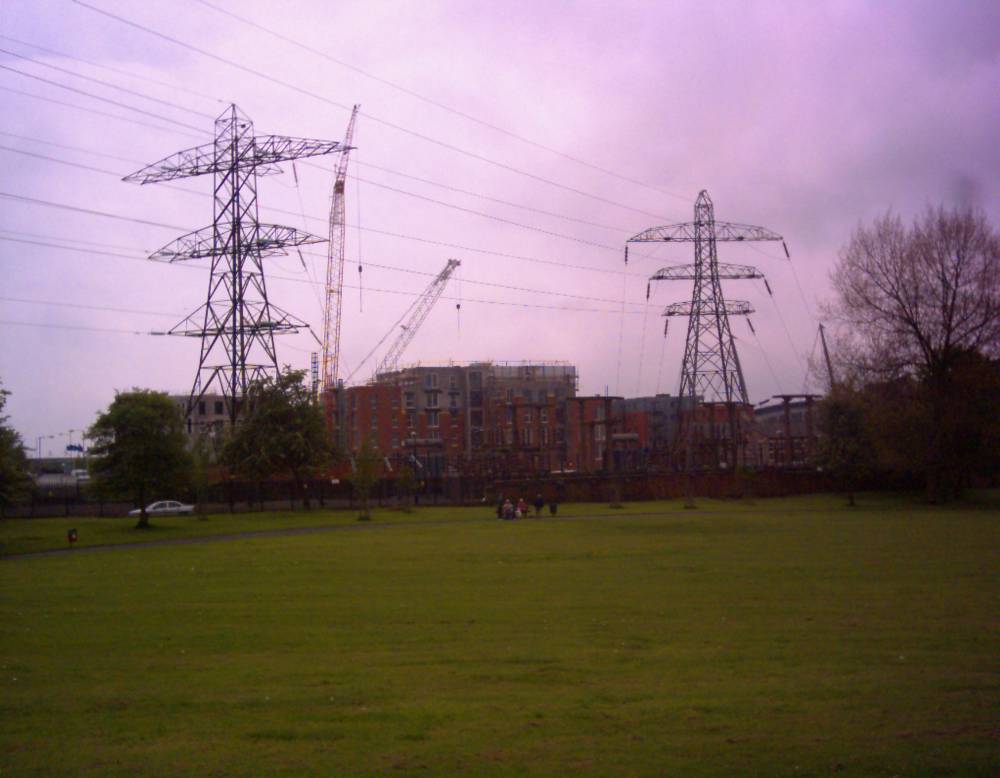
[{"left": 2, "top": 0, "right": 999, "bottom": 455}]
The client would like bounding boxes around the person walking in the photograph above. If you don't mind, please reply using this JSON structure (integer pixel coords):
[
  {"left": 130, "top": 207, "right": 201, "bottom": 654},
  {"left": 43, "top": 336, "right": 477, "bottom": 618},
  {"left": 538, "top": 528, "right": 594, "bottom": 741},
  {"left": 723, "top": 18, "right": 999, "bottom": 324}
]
[{"left": 534, "top": 493, "right": 545, "bottom": 517}]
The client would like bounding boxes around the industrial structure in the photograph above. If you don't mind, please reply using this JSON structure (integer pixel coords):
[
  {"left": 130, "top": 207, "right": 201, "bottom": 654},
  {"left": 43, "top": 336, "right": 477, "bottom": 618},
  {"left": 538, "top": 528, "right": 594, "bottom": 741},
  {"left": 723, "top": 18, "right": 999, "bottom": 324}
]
[
  {"left": 320, "top": 105, "right": 359, "bottom": 394},
  {"left": 372, "top": 259, "right": 461, "bottom": 380},
  {"left": 629, "top": 190, "right": 785, "bottom": 470},
  {"left": 126, "top": 104, "right": 349, "bottom": 425}
]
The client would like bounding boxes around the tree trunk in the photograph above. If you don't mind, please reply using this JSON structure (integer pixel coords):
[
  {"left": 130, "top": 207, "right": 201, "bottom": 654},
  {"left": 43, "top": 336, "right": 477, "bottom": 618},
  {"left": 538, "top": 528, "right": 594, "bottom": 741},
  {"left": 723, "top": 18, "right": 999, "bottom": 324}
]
[{"left": 135, "top": 485, "right": 149, "bottom": 529}]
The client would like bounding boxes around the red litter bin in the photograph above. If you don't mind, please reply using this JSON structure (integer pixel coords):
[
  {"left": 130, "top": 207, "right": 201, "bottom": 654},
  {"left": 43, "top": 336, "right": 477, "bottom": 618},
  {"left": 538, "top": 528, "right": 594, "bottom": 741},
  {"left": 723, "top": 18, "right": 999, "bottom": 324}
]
[{"left": 67, "top": 528, "right": 78, "bottom": 547}]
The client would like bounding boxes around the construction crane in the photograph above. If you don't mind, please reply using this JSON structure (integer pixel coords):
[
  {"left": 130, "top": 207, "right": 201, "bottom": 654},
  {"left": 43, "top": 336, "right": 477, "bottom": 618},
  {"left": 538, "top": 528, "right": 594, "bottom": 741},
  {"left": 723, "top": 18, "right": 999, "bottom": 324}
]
[
  {"left": 320, "top": 104, "right": 359, "bottom": 394},
  {"left": 372, "top": 259, "right": 461, "bottom": 379}
]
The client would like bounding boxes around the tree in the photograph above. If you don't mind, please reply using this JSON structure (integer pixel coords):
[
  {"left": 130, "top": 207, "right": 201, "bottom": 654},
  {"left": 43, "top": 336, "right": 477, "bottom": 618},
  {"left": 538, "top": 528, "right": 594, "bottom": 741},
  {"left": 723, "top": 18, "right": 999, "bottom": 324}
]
[
  {"left": 828, "top": 206, "right": 1000, "bottom": 500},
  {"left": 222, "top": 369, "right": 332, "bottom": 508},
  {"left": 87, "top": 390, "right": 192, "bottom": 528},
  {"left": 817, "top": 388, "right": 874, "bottom": 506},
  {"left": 352, "top": 437, "right": 382, "bottom": 520},
  {"left": 0, "top": 382, "right": 31, "bottom": 512},
  {"left": 395, "top": 462, "right": 416, "bottom": 512}
]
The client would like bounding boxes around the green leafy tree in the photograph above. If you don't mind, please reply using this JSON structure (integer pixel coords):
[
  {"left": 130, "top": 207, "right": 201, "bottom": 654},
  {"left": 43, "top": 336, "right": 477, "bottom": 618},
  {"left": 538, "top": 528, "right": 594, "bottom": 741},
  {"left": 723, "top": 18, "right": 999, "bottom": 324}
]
[
  {"left": 827, "top": 205, "right": 1000, "bottom": 500},
  {"left": 395, "top": 462, "right": 416, "bottom": 512},
  {"left": 0, "top": 383, "right": 31, "bottom": 511},
  {"left": 87, "top": 390, "right": 192, "bottom": 528},
  {"left": 222, "top": 369, "right": 332, "bottom": 508},
  {"left": 352, "top": 437, "right": 382, "bottom": 520}
]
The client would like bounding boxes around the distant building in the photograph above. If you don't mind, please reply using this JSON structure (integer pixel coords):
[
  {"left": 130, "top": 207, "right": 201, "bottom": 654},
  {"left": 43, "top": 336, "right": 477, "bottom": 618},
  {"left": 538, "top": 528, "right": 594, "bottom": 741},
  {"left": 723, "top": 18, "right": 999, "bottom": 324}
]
[
  {"left": 753, "top": 396, "right": 820, "bottom": 468},
  {"left": 336, "top": 362, "right": 579, "bottom": 477},
  {"left": 170, "top": 393, "right": 228, "bottom": 443}
]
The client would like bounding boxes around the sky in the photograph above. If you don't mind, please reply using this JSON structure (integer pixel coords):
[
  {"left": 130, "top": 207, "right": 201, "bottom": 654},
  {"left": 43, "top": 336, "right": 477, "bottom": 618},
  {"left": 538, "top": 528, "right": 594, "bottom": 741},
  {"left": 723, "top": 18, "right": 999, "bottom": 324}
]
[{"left": 2, "top": 0, "right": 999, "bottom": 456}]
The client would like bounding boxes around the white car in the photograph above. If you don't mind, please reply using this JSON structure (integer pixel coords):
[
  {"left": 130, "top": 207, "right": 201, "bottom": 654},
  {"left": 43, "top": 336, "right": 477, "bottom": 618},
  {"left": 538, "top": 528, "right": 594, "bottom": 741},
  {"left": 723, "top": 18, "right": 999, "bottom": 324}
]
[{"left": 128, "top": 500, "right": 195, "bottom": 517}]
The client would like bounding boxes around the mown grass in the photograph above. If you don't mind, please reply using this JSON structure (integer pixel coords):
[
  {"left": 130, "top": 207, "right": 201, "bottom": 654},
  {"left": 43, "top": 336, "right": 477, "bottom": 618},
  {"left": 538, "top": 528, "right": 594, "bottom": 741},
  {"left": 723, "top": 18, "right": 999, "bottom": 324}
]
[
  {"left": 2, "top": 495, "right": 998, "bottom": 775},
  {"left": 0, "top": 492, "right": 948, "bottom": 557}
]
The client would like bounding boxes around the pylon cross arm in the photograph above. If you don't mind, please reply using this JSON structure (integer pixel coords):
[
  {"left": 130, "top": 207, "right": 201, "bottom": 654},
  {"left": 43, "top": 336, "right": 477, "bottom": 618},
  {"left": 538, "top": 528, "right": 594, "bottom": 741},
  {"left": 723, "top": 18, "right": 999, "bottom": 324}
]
[
  {"left": 123, "top": 136, "right": 347, "bottom": 184},
  {"left": 650, "top": 262, "right": 765, "bottom": 282},
  {"left": 662, "top": 300, "right": 754, "bottom": 317},
  {"left": 150, "top": 224, "right": 326, "bottom": 261},
  {"left": 628, "top": 221, "right": 782, "bottom": 243}
]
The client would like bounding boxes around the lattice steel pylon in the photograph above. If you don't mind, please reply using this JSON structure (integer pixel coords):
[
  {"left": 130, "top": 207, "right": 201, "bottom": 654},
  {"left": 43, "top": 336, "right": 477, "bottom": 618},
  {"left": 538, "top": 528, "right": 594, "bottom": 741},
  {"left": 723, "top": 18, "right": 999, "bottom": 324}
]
[
  {"left": 126, "top": 104, "right": 348, "bottom": 425},
  {"left": 628, "top": 190, "right": 783, "bottom": 468}
]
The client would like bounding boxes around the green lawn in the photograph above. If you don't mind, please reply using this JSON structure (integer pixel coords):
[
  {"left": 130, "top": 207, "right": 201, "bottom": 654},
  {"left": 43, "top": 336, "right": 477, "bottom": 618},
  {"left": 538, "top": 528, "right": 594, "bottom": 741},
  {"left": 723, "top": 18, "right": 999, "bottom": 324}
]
[{"left": 2, "top": 495, "right": 998, "bottom": 775}]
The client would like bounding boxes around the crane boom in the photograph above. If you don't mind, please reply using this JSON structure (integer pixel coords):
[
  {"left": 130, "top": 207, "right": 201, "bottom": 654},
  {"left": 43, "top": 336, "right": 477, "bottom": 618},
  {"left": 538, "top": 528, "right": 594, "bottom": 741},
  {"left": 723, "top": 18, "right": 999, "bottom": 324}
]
[
  {"left": 321, "top": 104, "right": 359, "bottom": 392},
  {"left": 373, "top": 259, "right": 460, "bottom": 378}
]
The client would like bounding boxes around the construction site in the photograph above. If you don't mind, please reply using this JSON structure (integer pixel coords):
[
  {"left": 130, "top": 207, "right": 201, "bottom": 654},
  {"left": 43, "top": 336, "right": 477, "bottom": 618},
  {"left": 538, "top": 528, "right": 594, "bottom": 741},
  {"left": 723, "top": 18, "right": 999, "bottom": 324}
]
[{"left": 109, "top": 100, "right": 833, "bottom": 507}]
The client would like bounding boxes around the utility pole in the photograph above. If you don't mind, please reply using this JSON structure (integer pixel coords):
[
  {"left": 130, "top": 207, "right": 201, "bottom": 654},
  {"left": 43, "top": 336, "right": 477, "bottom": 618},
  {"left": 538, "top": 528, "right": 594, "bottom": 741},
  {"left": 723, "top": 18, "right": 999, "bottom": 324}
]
[
  {"left": 629, "top": 190, "right": 784, "bottom": 502},
  {"left": 126, "top": 104, "right": 348, "bottom": 425}
]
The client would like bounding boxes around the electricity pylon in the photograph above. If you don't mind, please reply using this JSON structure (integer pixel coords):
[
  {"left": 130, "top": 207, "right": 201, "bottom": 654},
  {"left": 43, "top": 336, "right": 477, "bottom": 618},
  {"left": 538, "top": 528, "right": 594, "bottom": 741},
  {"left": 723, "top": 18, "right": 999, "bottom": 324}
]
[
  {"left": 628, "top": 190, "right": 783, "bottom": 472},
  {"left": 126, "top": 104, "right": 348, "bottom": 425},
  {"left": 321, "top": 104, "right": 359, "bottom": 394}
]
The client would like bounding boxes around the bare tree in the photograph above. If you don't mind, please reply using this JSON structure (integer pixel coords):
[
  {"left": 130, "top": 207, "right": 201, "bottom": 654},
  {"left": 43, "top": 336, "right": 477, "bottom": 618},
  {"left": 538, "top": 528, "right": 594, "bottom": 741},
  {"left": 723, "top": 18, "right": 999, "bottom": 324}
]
[{"left": 827, "top": 206, "right": 1000, "bottom": 499}]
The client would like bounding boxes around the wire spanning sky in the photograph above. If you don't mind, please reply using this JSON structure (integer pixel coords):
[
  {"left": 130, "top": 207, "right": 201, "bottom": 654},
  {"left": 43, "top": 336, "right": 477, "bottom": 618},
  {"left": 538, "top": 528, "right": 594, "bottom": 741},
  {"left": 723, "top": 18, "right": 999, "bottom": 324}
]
[{"left": 2, "top": 0, "right": 999, "bottom": 454}]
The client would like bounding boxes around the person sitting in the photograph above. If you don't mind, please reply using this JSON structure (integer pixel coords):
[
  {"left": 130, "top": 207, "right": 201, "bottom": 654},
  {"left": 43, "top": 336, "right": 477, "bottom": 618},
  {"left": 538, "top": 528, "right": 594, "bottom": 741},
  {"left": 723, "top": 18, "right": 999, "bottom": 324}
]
[{"left": 502, "top": 499, "right": 514, "bottom": 520}]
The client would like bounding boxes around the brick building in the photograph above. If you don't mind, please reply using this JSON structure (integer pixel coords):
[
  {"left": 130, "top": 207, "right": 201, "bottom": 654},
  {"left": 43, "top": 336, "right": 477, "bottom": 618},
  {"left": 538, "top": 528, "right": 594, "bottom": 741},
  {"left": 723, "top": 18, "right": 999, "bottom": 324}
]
[{"left": 338, "top": 362, "right": 578, "bottom": 477}]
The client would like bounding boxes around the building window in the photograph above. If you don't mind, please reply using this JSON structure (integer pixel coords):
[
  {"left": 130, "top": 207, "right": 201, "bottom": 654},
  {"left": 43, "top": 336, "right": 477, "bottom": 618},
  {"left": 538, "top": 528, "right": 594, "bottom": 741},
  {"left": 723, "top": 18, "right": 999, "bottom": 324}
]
[
  {"left": 522, "top": 427, "right": 533, "bottom": 446},
  {"left": 404, "top": 392, "right": 415, "bottom": 410},
  {"left": 523, "top": 389, "right": 533, "bottom": 403},
  {"left": 371, "top": 415, "right": 378, "bottom": 430},
  {"left": 470, "top": 410, "right": 483, "bottom": 427},
  {"left": 596, "top": 404, "right": 606, "bottom": 421},
  {"left": 427, "top": 410, "right": 439, "bottom": 427},
  {"left": 540, "top": 408, "right": 548, "bottom": 424},
  {"left": 391, "top": 435, "right": 399, "bottom": 449},
  {"left": 470, "top": 390, "right": 483, "bottom": 408},
  {"left": 214, "top": 400, "right": 224, "bottom": 415},
  {"left": 541, "top": 427, "right": 549, "bottom": 445},
  {"left": 371, "top": 395, "right": 378, "bottom": 410},
  {"left": 595, "top": 425, "right": 606, "bottom": 442},
  {"left": 470, "top": 372, "right": 482, "bottom": 390},
  {"left": 524, "top": 409, "right": 533, "bottom": 424},
  {"left": 449, "top": 393, "right": 459, "bottom": 410},
  {"left": 198, "top": 401, "right": 206, "bottom": 416},
  {"left": 425, "top": 373, "right": 438, "bottom": 389},
  {"left": 407, "top": 412, "right": 416, "bottom": 428},
  {"left": 449, "top": 374, "right": 457, "bottom": 390},
  {"left": 505, "top": 428, "right": 513, "bottom": 445},
  {"left": 426, "top": 391, "right": 440, "bottom": 408}
]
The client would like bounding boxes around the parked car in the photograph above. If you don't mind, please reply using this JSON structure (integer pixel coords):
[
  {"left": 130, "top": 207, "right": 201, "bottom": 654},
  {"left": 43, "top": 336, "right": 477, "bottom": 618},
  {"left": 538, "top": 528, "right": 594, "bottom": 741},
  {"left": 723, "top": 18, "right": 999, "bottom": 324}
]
[{"left": 128, "top": 500, "right": 195, "bottom": 517}]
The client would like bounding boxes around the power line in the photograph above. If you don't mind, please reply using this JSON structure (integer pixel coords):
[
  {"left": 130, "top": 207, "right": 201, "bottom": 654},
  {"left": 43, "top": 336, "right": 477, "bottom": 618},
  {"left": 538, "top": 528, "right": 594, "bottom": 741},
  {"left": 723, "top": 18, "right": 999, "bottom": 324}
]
[
  {"left": 0, "top": 295, "right": 181, "bottom": 318},
  {"left": 0, "top": 33, "right": 224, "bottom": 105},
  {"left": 0, "top": 45, "right": 216, "bottom": 120},
  {"left": 2, "top": 59, "right": 664, "bottom": 261},
  {"left": 0, "top": 319, "right": 152, "bottom": 336},
  {"left": 190, "top": 0, "right": 690, "bottom": 204},
  {"left": 0, "top": 190, "right": 188, "bottom": 231},
  {"left": 0, "top": 231, "right": 649, "bottom": 311},
  {"left": 0, "top": 62, "right": 207, "bottom": 134},
  {"left": 0, "top": 84, "right": 204, "bottom": 139},
  {"left": 0, "top": 151, "right": 654, "bottom": 279},
  {"left": 71, "top": 0, "right": 678, "bottom": 222}
]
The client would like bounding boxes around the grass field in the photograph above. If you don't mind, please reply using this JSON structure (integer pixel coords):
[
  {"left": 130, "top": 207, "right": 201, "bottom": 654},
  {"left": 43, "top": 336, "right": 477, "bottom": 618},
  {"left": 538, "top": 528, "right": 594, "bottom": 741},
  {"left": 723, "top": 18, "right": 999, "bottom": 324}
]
[{"left": 2, "top": 495, "right": 998, "bottom": 775}]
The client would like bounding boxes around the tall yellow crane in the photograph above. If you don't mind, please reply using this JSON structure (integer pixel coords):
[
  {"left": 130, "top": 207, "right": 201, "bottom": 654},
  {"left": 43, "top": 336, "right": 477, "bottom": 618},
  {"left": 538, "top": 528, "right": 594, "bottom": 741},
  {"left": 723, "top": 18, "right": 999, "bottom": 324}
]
[{"left": 321, "top": 105, "right": 359, "bottom": 393}]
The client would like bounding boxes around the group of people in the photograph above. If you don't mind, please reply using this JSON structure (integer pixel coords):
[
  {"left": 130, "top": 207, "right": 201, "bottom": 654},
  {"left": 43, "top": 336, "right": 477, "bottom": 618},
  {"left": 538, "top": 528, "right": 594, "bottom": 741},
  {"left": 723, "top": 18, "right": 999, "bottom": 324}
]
[{"left": 497, "top": 493, "right": 556, "bottom": 520}]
